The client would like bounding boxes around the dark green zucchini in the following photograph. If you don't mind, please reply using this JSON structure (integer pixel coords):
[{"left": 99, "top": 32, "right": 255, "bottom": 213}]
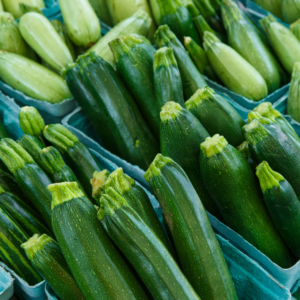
[
  {"left": 0, "top": 205, "right": 41, "bottom": 285},
  {"left": 185, "top": 2, "right": 200, "bottom": 17},
  {"left": 43, "top": 124, "right": 102, "bottom": 201},
  {"left": 109, "top": 34, "right": 159, "bottom": 139},
  {"left": 0, "top": 168, "right": 24, "bottom": 199},
  {"left": 244, "top": 118, "right": 300, "bottom": 199},
  {"left": 22, "top": 234, "right": 85, "bottom": 300},
  {"left": 64, "top": 52, "right": 159, "bottom": 170},
  {"left": 145, "top": 154, "right": 238, "bottom": 300},
  {"left": 155, "top": 25, "right": 207, "bottom": 100},
  {"left": 91, "top": 169, "right": 110, "bottom": 203},
  {"left": 160, "top": 101, "right": 222, "bottom": 219},
  {"left": 153, "top": 47, "right": 185, "bottom": 110},
  {"left": 0, "top": 138, "right": 52, "bottom": 228},
  {"left": 0, "top": 185, "right": 51, "bottom": 237},
  {"left": 98, "top": 188, "right": 200, "bottom": 300},
  {"left": 237, "top": 141, "right": 256, "bottom": 170},
  {"left": 256, "top": 161, "right": 300, "bottom": 259},
  {"left": 199, "top": 134, "right": 292, "bottom": 268},
  {"left": 93, "top": 168, "right": 175, "bottom": 256},
  {"left": 19, "top": 106, "right": 46, "bottom": 147},
  {"left": 0, "top": 119, "right": 10, "bottom": 139},
  {"left": 185, "top": 86, "right": 245, "bottom": 146},
  {"left": 49, "top": 182, "right": 148, "bottom": 300}
]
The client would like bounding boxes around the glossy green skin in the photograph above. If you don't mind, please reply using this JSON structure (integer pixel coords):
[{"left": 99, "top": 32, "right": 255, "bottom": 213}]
[
  {"left": 52, "top": 196, "right": 148, "bottom": 300},
  {"left": 161, "top": 6, "right": 201, "bottom": 45},
  {"left": 246, "top": 123, "right": 300, "bottom": 199},
  {"left": 15, "top": 163, "right": 52, "bottom": 229},
  {"left": 206, "top": 14, "right": 226, "bottom": 34},
  {"left": 0, "top": 205, "right": 41, "bottom": 285},
  {"left": 200, "top": 143, "right": 292, "bottom": 268},
  {"left": 187, "top": 93, "right": 245, "bottom": 147},
  {"left": 115, "top": 42, "right": 160, "bottom": 139},
  {"left": 101, "top": 205, "right": 200, "bottom": 300},
  {"left": 254, "top": 0, "right": 282, "bottom": 19},
  {"left": 227, "top": 20, "right": 280, "bottom": 94},
  {"left": 288, "top": 74, "right": 300, "bottom": 122},
  {"left": 282, "top": 0, "right": 300, "bottom": 24},
  {"left": 160, "top": 109, "right": 222, "bottom": 219},
  {"left": 0, "top": 191, "right": 51, "bottom": 237},
  {"left": 0, "top": 170, "right": 24, "bottom": 199},
  {"left": 158, "top": 35, "right": 207, "bottom": 100},
  {"left": 147, "top": 161, "right": 238, "bottom": 300},
  {"left": 29, "top": 239, "right": 85, "bottom": 300},
  {"left": 73, "top": 53, "right": 159, "bottom": 170},
  {"left": 263, "top": 180, "right": 300, "bottom": 259},
  {"left": 154, "top": 59, "right": 185, "bottom": 110},
  {"left": 0, "top": 120, "right": 10, "bottom": 138},
  {"left": 238, "top": 143, "right": 256, "bottom": 170},
  {"left": 275, "top": 115, "right": 300, "bottom": 141}
]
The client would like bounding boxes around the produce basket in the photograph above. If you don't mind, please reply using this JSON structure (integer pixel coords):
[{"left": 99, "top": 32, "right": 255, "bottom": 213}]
[
  {"left": 0, "top": 266, "right": 14, "bottom": 300},
  {"left": 41, "top": 0, "right": 60, "bottom": 19}
]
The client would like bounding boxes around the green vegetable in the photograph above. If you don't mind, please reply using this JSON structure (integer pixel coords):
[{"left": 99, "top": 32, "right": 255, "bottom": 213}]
[
  {"left": 210, "top": 0, "right": 222, "bottom": 9},
  {"left": 149, "top": 0, "right": 200, "bottom": 44},
  {"left": 98, "top": 188, "right": 201, "bottom": 300},
  {"left": 49, "top": 182, "right": 148, "bottom": 300},
  {"left": 155, "top": 25, "right": 207, "bottom": 100},
  {"left": 40, "top": 146, "right": 90, "bottom": 200},
  {"left": 43, "top": 124, "right": 102, "bottom": 200},
  {"left": 185, "top": 86, "right": 245, "bottom": 146},
  {"left": 0, "top": 51, "right": 72, "bottom": 103},
  {"left": 64, "top": 52, "right": 159, "bottom": 170},
  {"left": 221, "top": 0, "right": 281, "bottom": 94},
  {"left": 282, "top": 0, "right": 300, "bottom": 24},
  {"left": 0, "top": 169, "right": 22, "bottom": 198},
  {"left": 200, "top": 134, "right": 292, "bottom": 268},
  {"left": 0, "top": 119, "right": 10, "bottom": 138},
  {"left": 260, "top": 15, "right": 300, "bottom": 74},
  {"left": 19, "top": 106, "right": 46, "bottom": 147},
  {"left": 88, "top": 0, "right": 112, "bottom": 26},
  {"left": 153, "top": 47, "right": 185, "bottom": 110},
  {"left": 253, "top": 0, "right": 282, "bottom": 19},
  {"left": 110, "top": 34, "right": 160, "bottom": 139},
  {"left": 59, "top": 0, "right": 101, "bottom": 47},
  {"left": 19, "top": 3, "right": 43, "bottom": 14},
  {"left": 160, "top": 101, "right": 223, "bottom": 219},
  {"left": 290, "top": 19, "right": 300, "bottom": 41},
  {"left": 145, "top": 154, "right": 238, "bottom": 300},
  {"left": 0, "top": 185, "right": 51, "bottom": 237},
  {"left": 0, "top": 138, "right": 52, "bottom": 228},
  {"left": 244, "top": 117, "right": 300, "bottom": 199},
  {"left": 22, "top": 234, "right": 85, "bottom": 300},
  {"left": 203, "top": 31, "right": 268, "bottom": 100},
  {"left": 2, "top": 0, "right": 44, "bottom": 18},
  {"left": 92, "top": 168, "right": 175, "bottom": 255},
  {"left": 288, "top": 62, "right": 300, "bottom": 122},
  {"left": 184, "top": 36, "right": 220, "bottom": 82},
  {"left": 184, "top": 2, "right": 200, "bottom": 17},
  {"left": 256, "top": 161, "right": 300, "bottom": 259},
  {"left": 87, "top": 10, "right": 151, "bottom": 63},
  {"left": 0, "top": 0, "right": 3, "bottom": 11},
  {"left": 237, "top": 141, "right": 256, "bottom": 170}
]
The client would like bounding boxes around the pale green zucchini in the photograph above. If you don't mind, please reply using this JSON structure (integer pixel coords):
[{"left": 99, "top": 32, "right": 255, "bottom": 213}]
[{"left": 2, "top": 0, "right": 44, "bottom": 18}]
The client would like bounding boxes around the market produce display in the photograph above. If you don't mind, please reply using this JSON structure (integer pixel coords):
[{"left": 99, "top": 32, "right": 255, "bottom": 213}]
[{"left": 2, "top": 0, "right": 300, "bottom": 298}]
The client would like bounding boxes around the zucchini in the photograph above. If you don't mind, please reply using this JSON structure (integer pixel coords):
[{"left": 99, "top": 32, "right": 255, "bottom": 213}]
[
  {"left": 59, "top": 0, "right": 101, "bottom": 47},
  {"left": 43, "top": 124, "right": 102, "bottom": 200},
  {"left": 40, "top": 146, "right": 90, "bottom": 200},
  {"left": 22, "top": 234, "right": 85, "bottom": 300},
  {"left": 282, "top": 0, "right": 300, "bottom": 24},
  {"left": 0, "top": 204, "right": 41, "bottom": 285},
  {"left": 184, "top": 37, "right": 219, "bottom": 82},
  {"left": 203, "top": 31, "right": 268, "bottom": 101},
  {"left": 92, "top": 168, "right": 175, "bottom": 256},
  {"left": 237, "top": 141, "right": 256, "bottom": 170},
  {"left": 0, "top": 185, "right": 51, "bottom": 237},
  {"left": 110, "top": 34, "right": 160, "bottom": 139},
  {"left": 199, "top": 134, "right": 292, "bottom": 268},
  {"left": 145, "top": 154, "right": 238, "bottom": 300},
  {"left": 0, "top": 169, "right": 22, "bottom": 198},
  {"left": 260, "top": 15, "right": 300, "bottom": 74},
  {"left": 149, "top": 0, "right": 200, "bottom": 44},
  {"left": 2, "top": 0, "right": 44, "bottom": 18},
  {"left": 98, "top": 188, "right": 201, "bottom": 300},
  {"left": 88, "top": 0, "right": 112, "bottom": 26},
  {"left": 288, "top": 62, "right": 300, "bottom": 122},
  {"left": 290, "top": 19, "right": 300, "bottom": 40},
  {"left": 256, "top": 161, "right": 300, "bottom": 259},
  {"left": 19, "top": 3, "right": 43, "bottom": 14},
  {"left": 185, "top": 86, "right": 246, "bottom": 146},
  {"left": 221, "top": 0, "right": 280, "bottom": 94},
  {"left": 160, "top": 101, "right": 222, "bottom": 219},
  {"left": 0, "top": 51, "right": 72, "bottom": 103},
  {"left": 153, "top": 47, "right": 185, "bottom": 110},
  {"left": 87, "top": 10, "right": 151, "bottom": 63},
  {"left": 64, "top": 52, "right": 159, "bottom": 170},
  {"left": 210, "top": 0, "right": 222, "bottom": 9},
  {"left": 184, "top": 2, "right": 200, "bottom": 17},
  {"left": 244, "top": 118, "right": 300, "bottom": 199},
  {"left": 19, "top": 106, "right": 46, "bottom": 147},
  {"left": 0, "top": 119, "right": 10, "bottom": 139},
  {"left": 49, "top": 182, "right": 148, "bottom": 300},
  {"left": 253, "top": 0, "right": 282, "bottom": 19},
  {"left": 0, "top": 0, "right": 2, "bottom": 11},
  {"left": 90, "top": 169, "right": 110, "bottom": 201},
  {"left": 155, "top": 25, "right": 207, "bottom": 100},
  {"left": 0, "top": 138, "right": 52, "bottom": 228}
]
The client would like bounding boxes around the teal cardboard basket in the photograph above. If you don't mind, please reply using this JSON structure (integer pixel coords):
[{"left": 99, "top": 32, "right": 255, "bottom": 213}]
[{"left": 0, "top": 266, "right": 14, "bottom": 300}]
